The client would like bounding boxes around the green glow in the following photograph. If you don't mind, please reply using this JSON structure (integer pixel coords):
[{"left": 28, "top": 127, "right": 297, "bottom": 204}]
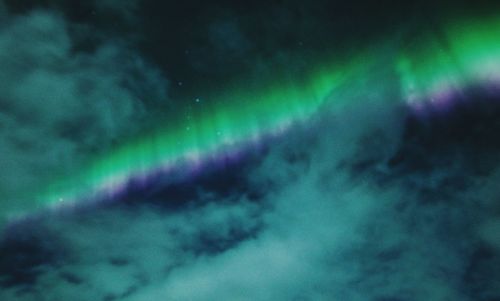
[
  {"left": 397, "top": 15, "right": 500, "bottom": 104},
  {"left": 31, "top": 14, "right": 500, "bottom": 212},
  {"left": 39, "top": 55, "right": 366, "bottom": 207}
]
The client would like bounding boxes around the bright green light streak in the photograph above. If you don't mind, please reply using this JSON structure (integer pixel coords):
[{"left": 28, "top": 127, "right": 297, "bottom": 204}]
[
  {"left": 39, "top": 57, "right": 363, "bottom": 207},
  {"left": 30, "top": 14, "right": 500, "bottom": 214},
  {"left": 397, "top": 15, "right": 500, "bottom": 104}
]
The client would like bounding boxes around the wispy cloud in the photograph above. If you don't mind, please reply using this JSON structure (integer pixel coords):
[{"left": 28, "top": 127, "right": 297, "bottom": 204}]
[
  {"left": 0, "top": 8, "right": 168, "bottom": 222},
  {"left": 4, "top": 89, "right": 499, "bottom": 300}
]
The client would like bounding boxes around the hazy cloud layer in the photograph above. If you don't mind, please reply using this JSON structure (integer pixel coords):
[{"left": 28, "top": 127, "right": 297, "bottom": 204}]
[
  {"left": 0, "top": 8, "right": 168, "bottom": 221},
  {"left": 2, "top": 88, "right": 499, "bottom": 300}
]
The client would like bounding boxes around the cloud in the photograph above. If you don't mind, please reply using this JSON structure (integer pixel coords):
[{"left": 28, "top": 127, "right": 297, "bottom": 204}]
[
  {"left": 118, "top": 101, "right": 474, "bottom": 301},
  {"left": 0, "top": 196, "right": 262, "bottom": 300},
  {"left": 0, "top": 9, "right": 168, "bottom": 222},
  {"left": 4, "top": 59, "right": 500, "bottom": 300}
]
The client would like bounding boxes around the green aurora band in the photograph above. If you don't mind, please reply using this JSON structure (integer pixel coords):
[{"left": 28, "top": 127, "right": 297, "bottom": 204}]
[{"left": 17, "top": 14, "right": 500, "bottom": 217}]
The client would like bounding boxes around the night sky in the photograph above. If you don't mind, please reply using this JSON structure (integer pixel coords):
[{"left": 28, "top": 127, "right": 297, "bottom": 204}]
[{"left": 1, "top": 1, "right": 500, "bottom": 300}]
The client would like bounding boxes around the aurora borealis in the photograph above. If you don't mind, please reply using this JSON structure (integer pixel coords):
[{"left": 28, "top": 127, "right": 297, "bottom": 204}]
[
  {"left": 398, "top": 15, "right": 500, "bottom": 110},
  {"left": 36, "top": 14, "right": 500, "bottom": 213},
  {"left": 1, "top": 1, "right": 500, "bottom": 300}
]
